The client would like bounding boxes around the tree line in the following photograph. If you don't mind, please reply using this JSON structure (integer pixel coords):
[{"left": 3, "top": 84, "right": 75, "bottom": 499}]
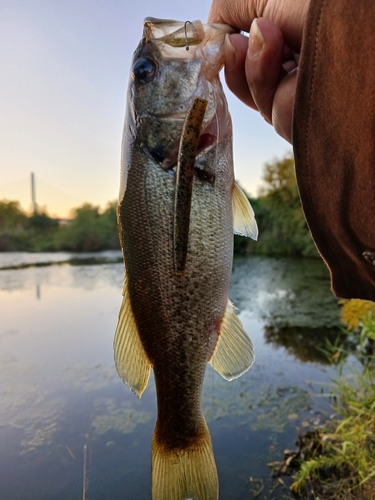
[
  {"left": 235, "top": 153, "right": 318, "bottom": 257},
  {"left": 0, "top": 154, "right": 318, "bottom": 256},
  {"left": 0, "top": 201, "right": 119, "bottom": 252}
]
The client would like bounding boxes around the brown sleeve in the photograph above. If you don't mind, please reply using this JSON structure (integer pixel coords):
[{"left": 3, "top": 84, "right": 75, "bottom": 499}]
[{"left": 293, "top": 0, "right": 375, "bottom": 300}]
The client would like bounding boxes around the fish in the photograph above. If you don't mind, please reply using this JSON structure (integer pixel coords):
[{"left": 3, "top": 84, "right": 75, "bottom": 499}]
[{"left": 114, "top": 17, "right": 258, "bottom": 500}]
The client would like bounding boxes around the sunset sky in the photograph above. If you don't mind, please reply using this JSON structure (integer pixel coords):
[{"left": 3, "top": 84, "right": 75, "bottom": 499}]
[{"left": 0, "top": 0, "right": 290, "bottom": 218}]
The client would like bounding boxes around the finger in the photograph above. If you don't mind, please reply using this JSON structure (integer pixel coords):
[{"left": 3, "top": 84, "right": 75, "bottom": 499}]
[
  {"left": 271, "top": 70, "right": 297, "bottom": 143},
  {"left": 246, "top": 18, "right": 296, "bottom": 142},
  {"left": 224, "top": 34, "right": 257, "bottom": 110},
  {"left": 246, "top": 19, "right": 285, "bottom": 122},
  {"left": 208, "top": 0, "right": 308, "bottom": 51},
  {"left": 208, "top": 0, "right": 257, "bottom": 32},
  {"left": 223, "top": 31, "right": 297, "bottom": 112}
]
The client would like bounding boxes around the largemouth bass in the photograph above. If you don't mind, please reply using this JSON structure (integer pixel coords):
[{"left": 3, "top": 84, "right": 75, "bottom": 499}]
[{"left": 115, "top": 17, "right": 258, "bottom": 500}]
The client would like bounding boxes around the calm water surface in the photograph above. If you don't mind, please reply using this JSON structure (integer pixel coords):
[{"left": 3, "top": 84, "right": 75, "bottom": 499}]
[{"left": 0, "top": 252, "right": 343, "bottom": 499}]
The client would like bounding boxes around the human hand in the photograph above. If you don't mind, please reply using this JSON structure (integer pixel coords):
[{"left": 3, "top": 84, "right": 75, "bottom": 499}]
[{"left": 208, "top": 0, "right": 310, "bottom": 143}]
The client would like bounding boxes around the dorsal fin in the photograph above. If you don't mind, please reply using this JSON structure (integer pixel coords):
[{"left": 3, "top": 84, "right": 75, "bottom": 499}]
[
  {"left": 209, "top": 301, "right": 255, "bottom": 380},
  {"left": 232, "top": 181, "right": 258, "bottom": 240},
  {"left": 113, "top": 275, "right": 151, "bottom": 398}
]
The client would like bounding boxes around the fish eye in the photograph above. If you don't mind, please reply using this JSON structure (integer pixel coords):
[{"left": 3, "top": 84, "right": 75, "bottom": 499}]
[{"left": 132, "top": 57, "right": 157, "bottom": 84}]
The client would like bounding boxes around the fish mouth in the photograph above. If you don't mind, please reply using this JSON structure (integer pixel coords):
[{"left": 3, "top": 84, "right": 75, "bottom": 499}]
[
  {"left": 196, "top": 115, "right": 223, "bottom": 158},
  {"left": 161, "top": 98, "right": 230, "bottom": 177},
  {"left": 160, "top": 124, "right": 218, "bottom": 176},
  {"left": 197, "top": 132, "right": 217, "bottom": 155}
]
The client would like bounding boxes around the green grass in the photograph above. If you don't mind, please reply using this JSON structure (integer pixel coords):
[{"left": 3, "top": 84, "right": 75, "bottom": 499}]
[{"left": 290, "top": 300, "right": 375, "bottom": 499}]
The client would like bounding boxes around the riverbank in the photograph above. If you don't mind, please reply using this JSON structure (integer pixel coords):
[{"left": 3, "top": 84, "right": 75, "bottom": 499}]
[{"left": 274, "top": 299, "right": 375, "bottom": 499}]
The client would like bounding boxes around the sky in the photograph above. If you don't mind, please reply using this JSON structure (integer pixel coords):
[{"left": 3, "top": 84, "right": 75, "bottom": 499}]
[{"left": 0, "top": 0, "right": 291, "bottom": 218}]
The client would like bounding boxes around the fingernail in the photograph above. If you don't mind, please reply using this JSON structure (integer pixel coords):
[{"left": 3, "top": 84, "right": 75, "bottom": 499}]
[
  {"left": 249, "top": 19, "right": 265, "bottom": 59},
  {"left": 225, "top": 34, "right": 237, "bottom": 71}
]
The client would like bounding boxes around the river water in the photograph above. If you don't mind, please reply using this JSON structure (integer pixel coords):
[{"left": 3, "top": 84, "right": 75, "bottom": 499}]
[{"left": 0, "top": 252, "right": 343, "bottom": 499}]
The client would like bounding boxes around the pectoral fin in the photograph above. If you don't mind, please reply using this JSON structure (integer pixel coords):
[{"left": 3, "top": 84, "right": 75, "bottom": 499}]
[
  {"left": 209, "top": 301, "right": 255, "bottom": 380},
  {"left": 114, "top": 275, "right": 151, "bottom": 398},
  {"left": 232, "top": 181, "right": 258, "bottom": 240}
]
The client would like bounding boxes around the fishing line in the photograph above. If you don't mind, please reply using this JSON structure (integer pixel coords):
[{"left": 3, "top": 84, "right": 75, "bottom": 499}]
[
  {"left": 214, "top": 103, "right": 220, "bottom": 177},
  {"left": 209, "top": 353, "right": 215, "bottom": 423},
  {"left": 207, "top": 108, "right": 219, "bottom": 425},
  {"left": 82, "top": 443, "right": 89, "bottom": 500}
]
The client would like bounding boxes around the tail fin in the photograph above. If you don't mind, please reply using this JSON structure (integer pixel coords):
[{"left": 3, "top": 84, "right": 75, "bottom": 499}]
[{"left": 152, "top": 420, "right": 218, "bottom": 500}]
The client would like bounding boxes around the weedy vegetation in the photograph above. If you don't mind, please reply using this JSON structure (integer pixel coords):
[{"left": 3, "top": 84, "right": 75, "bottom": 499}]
[{"left": 289, "top": 299, "right": 375, "bottom": 499}]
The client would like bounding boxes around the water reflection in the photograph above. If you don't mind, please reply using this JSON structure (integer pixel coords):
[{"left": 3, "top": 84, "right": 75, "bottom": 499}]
[
  {"left": 0, "top": 250, "right": 123, "bottom": 270},
  {"left": 231, "top": 256, "right": 340, "bottom": 328},
  {"left": 264, "top": 325, "right": 347, "bottom": 364},
  {"left": 0, "top": 261, "right": 124, "bottom": 293},
  {"left": 0, "top": 253, "right": 344, "bottom": 499}
]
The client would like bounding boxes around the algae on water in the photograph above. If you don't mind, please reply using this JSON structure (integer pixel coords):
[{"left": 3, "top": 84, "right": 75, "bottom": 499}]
[
  {"left": 92, "top": 398, "right": 152, "bottom": 436},
  {"left": 252, "top": 389, "right": 311, "bottom": 433}
]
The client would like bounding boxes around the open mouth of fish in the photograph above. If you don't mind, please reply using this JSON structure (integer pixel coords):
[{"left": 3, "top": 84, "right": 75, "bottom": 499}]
[
  {"left": 157, "top": 102, "right": 226, "bottom": 182},
  {"left": 162, "top": 126, "right": 217, "bottom": 182}
]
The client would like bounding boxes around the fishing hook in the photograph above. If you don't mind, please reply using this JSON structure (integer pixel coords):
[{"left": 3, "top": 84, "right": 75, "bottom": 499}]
[{"left": 184, "top": 20, "right": 192, "bottom": 50}]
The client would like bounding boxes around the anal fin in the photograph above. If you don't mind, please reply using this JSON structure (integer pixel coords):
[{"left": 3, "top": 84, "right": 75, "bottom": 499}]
[
  {"left": 209, "top": 301, "right": 255, "bottom": 380},
  {"left": 113, "top": 275, "right": 151, "bottom": 398},
  {"left": 232, "top": 181, "right": 258, "bottom": 240}
]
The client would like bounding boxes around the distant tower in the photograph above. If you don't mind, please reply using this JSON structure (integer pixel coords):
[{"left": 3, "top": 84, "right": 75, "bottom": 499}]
[{"left": 31, "top": 172, "right": 37, "bottom": 214}]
